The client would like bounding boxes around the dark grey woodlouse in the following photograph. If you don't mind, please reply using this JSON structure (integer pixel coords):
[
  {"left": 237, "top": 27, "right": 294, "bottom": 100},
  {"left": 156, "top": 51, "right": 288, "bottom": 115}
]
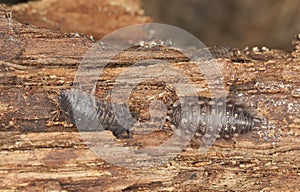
[
  {"left": 169, "top": 97, "right": 263, "bottom": 139},
  {"left": 191, "top": 45, "right": 249, "bottom": 62},
  {"left": 58, "top": 90, "right": 263, "bottom": 139},
  {"left": 208, "top": 45, "right": 250, "bottom": 62},
  {"left": 59, "top": 89, "right": 132, "bottom": 138}
]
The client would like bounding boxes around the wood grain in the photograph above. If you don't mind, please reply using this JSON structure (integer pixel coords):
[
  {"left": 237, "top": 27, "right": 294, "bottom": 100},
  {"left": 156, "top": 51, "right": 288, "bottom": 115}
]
[{"left": 0, "top": 6, "right": 299, "bottom": 191}]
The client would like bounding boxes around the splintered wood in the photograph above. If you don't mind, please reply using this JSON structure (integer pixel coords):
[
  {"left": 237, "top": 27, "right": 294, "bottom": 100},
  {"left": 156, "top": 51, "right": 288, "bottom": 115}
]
[{"left": 0, "top": 6, "right": 299, "bottom": 192}]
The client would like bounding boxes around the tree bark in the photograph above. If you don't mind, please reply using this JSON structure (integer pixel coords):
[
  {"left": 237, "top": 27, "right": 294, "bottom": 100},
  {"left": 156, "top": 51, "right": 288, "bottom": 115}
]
[{"left": 0, "top": 6, "right": 299, "bottom": 191}]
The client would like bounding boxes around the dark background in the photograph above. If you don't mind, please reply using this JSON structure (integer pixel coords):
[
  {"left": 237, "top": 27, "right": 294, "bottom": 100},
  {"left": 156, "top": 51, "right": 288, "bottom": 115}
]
[
  {"left": 1, "top": 0, "right": 300, "bottom": 50},
  {"left": 142, "top": 0, "right": 300, "bottom": 51}
]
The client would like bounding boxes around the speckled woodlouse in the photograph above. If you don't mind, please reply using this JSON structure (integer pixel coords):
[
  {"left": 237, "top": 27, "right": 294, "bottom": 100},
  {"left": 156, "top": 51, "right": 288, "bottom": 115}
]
[
  {"left": 58, "top": 89, "right": 263, "bottom": 139},
  {"left": 169, "top": 96, "right": 263, "bottom": 139}
]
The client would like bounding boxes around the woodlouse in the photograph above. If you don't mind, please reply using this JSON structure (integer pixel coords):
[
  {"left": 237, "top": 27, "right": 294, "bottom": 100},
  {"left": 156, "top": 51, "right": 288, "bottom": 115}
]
[
  {"left": 169, "top": 97, "right": 263, "bottom": 139},
  {"left": 58, "top": 89, "right": 263, "bottom": 140},
  {"left": 59, "top": 89, "right": 131, "bottom": 138},
  {"left": 191, "top": 45, "right": 249, "bottom": 62}
]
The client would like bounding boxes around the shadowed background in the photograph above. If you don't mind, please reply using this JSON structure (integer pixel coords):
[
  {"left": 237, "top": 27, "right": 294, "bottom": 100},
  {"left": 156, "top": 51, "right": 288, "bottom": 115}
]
[
  {"left": 141, "top": 0, "right": 300, "bottom": 50},
  {"left": 1, "top": 0, "right": 300, "bottom": 50}
]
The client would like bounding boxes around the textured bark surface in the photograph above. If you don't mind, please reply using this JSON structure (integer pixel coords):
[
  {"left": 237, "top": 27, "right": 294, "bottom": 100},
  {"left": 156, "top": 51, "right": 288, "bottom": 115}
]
[
  {"left": 0, "top": 6, "right": 299, "bottom": 192},
  {"left": 7, "top": 0, "right": 151, "bottom": 39}
]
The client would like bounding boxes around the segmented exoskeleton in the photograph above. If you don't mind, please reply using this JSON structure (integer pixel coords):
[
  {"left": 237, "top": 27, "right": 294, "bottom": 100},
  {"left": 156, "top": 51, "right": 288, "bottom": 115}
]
[
  {"left": 59, "top": 90, "right": 263, "bottom": 139},
  {"left": 59, "top": 89, "right": 132, "bottom": 138},
  {"left": 169, "top": 97, "right": 262, "bottom": 139}
]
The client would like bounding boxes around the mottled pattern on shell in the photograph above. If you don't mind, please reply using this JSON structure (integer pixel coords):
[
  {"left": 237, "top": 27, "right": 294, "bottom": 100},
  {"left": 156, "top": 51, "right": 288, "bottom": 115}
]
[
  {"left": 208, "top": 45, "right": 248, "bottom": 62},
  {"left": 191, "top": 45, "right": 249, "bottom": 62},
  {"left": 170, "top": 97, "right": 262, "bottom": 139},
  {"left": 59, "top": 89, "right": 131, "bottom": 138},
  {"left": 59, "top": 90, "right": 263, "bottom": 139}
]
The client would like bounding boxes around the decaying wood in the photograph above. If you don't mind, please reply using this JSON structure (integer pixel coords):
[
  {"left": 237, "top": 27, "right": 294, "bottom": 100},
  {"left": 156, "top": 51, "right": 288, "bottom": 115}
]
[{"left": 0, "top": 6, "right": 299, "bottom": 191}]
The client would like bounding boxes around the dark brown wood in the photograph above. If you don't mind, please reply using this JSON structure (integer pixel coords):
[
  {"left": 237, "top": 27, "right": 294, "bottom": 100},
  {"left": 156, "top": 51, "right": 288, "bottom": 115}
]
[{"left": 0, "top": 6, "right": 299, "bottom": 191}]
